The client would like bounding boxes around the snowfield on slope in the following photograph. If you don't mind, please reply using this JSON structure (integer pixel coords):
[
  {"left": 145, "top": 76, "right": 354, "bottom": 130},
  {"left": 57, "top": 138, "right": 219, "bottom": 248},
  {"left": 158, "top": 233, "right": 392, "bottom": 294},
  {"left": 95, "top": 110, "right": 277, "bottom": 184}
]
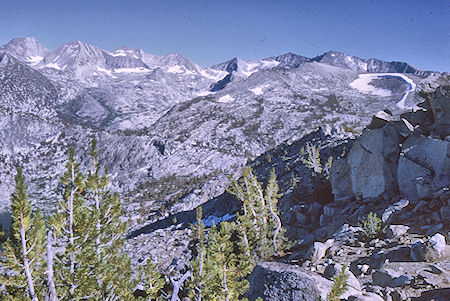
[
  {"left": 218, "top": 95, "right": 235, "bottom": 103},
  {"left": 350, "top": 74, "right": 392, "bottom": 97},
  {"left": 350, "top": 73, "right": 416, "bottom": 109},
  {"left": 249, "top": 86, "right": 265, "bottom": 95}
]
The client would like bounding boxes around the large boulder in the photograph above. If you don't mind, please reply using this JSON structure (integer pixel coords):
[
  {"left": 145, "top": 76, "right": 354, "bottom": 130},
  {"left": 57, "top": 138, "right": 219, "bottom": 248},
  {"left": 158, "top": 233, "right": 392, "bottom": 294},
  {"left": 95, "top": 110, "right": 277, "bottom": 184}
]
[
  {"left": 400, "top": 99, "right": 434, "bottom": 134},
  {"left": 372, "top": 269, "right": 414, "bottom": 287},
  {"left": 398, "top": 134, "right": 449, "bottom": 200},
  {"left": 330, "top": 125, "right": 400, "bottom": 200},
  {"left": 246, "top": 262, "right": 365, "bottom": 301},
  {"left": 245, "top": 262, "right": 332, "bottom": 301},
  {"left": 305, "top": 239, "right": 335, "bottom": 262},
  {"left": 429, "top": 85, "right": 450, "bottom": 137},
  {"left": 410, "top": 233, "right": 448, "bottom": 262}
]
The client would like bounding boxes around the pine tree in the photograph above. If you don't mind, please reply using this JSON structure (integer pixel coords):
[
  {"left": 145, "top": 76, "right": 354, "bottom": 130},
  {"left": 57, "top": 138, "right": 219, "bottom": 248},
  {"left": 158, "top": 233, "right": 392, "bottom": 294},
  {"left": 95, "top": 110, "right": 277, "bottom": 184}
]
[
  {"left": 186, "top": 207, "right": 253, "bottom": 301},
  {"left": 265, "top": 168, "right": 288, "bottom": 255},
  {"left": 138, "top": 256, "right": 166, "bottom": 300},
  {"left": 186, "top": 207, "right": 215, "bottom": 301},
  {"left": 1, "top": 143, "right": 139, "bottom": 300},
  {"left": 50, "top": 142, "right": 135, "bottom": 300},
  {"left": 0, "top": 167, "right": 46, "bottom": 300},
  {"left": 84, "top": 139, "right": 134, "bottom": 300},
  {"left": 50, "top": 147, "right": 98, "bottom": 300},
  {"left": 206, "top": 222, "right": 250, "bottom": 301},
  {"left": 228, "top": 167, "right": 289, "bottom": 261}
]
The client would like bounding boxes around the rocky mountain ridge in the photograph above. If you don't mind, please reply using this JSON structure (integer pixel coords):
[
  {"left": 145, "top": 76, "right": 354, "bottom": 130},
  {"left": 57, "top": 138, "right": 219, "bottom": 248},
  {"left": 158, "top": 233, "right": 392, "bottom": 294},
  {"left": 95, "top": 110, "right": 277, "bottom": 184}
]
[
  {"left": 215, "top": 86, "right": 449, "bottom": 300},
  {"left": 0, "top": 38, "right": 449, "bottom": 299},
  {"left": 123, "top": 85, "right": 449, "bottom": 300}
]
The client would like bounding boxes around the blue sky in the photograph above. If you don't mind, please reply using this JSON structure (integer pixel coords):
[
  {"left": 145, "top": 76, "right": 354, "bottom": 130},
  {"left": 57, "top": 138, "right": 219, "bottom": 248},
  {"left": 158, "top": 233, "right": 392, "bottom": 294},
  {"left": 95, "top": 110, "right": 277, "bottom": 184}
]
[{"left": 1, "top": 0, "right": 449, "bottom": 71}]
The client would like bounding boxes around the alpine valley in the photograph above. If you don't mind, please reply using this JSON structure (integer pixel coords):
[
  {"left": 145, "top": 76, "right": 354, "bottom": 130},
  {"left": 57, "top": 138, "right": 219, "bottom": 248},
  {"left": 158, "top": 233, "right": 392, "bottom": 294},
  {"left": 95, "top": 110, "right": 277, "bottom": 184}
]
[{"left": 1, "top": 37, "right": 449, "bottom": 299}]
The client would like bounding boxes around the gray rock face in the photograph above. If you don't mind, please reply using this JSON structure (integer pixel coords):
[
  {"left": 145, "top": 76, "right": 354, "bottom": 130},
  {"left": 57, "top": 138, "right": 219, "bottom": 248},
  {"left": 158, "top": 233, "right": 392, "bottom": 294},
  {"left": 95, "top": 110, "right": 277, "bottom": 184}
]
[
  {"left": 398, "top": 135, "right": 449, "bottom": 201},
  {"left": 329, "top": 157, "right": 353, "bottom": 200},
  {"left": 347, "top": 126, "right": 400, "bottom": 199},
  {"left": 429, "top": 85, "right": 450, "bottom": 137},
  {"left": 245, "top": 262, "right": 331, "bottom": 301},
  {"left": 331, "top": 125, "right": 400, "bottom": 200}
]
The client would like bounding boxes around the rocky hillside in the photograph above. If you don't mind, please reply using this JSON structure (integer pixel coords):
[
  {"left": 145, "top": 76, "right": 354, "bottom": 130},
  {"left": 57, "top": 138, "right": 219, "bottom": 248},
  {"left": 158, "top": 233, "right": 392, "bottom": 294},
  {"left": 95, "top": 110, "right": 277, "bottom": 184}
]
[
  {"left": 0, "top": 37, "right": 449, "bottom": 299},
  {"left": 241, "top": 86, "right": 449, "bottom": 300},
  {"left": 0, "top": 37, "right": 440, "bottom": 217}
]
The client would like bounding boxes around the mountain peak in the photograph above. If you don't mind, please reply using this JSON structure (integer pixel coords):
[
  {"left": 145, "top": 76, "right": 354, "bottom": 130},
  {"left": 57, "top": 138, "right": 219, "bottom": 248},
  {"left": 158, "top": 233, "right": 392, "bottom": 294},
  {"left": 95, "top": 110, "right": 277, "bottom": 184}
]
[
  {"left": 269, "top": 52, "right": 309, "bottom": 68},
  {"left": 42, "top": 40, "right": 106, "bottom": 70},
  {"left": 210, "top": 57, "right": 239, "bottom": 73},
  {"left": 0, "top": 37, "right": 49, "bottom": 63}
]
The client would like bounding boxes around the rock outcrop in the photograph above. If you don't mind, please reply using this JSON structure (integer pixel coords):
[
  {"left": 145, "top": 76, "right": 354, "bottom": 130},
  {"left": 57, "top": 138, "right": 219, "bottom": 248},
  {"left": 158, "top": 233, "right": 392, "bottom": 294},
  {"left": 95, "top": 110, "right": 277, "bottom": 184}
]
[
  {"left": 331, "top": 85, "right": 450, "bottom": 202},
  {"left": 245, "top": 262, "right": 331, "bottom": 301},
  {"left": 246, "top": 85, "right": 449, "bottom": 300},
  {"left": 398, "top": 135, "right": 449, "bottom": 200}
]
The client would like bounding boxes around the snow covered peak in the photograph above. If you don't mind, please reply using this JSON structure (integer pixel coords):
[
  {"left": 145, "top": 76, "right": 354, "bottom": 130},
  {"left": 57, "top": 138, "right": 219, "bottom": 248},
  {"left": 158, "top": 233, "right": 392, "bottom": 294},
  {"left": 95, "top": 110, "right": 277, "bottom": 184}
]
[
  {"left": 312, "top": 51, "right": 368, "bottom": 72},
  {"left": 312, "top": 51, "right": 439, "bottom": 76},
  {"left": 41, "top": 41, "right": 107, "bottom": 70},
  {"left": 208, "top": 57, "right": 282, "bottom": 91},
  {"left": 269, "top": 52, "right": 309, "bottom": 68},
  {"left": 0, "top": 37, "right": 49, "bottom": 64},
  {"left": 210, "top": 57, "right": 239, "bottom": 73}
]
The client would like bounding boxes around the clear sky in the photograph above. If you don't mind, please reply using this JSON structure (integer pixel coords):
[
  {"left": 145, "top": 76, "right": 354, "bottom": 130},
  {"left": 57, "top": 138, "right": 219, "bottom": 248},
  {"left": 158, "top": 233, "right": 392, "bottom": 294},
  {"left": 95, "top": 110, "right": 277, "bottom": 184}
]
[{"left": 0, "top": 0, "right": 449, "bottom": 71}]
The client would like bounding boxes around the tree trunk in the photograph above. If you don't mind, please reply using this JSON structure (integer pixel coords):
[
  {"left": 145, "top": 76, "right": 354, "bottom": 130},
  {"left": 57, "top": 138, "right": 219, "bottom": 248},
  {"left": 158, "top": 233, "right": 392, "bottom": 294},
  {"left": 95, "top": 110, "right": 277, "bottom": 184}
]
[
  {"left": 20, "top": 213, "right": 38, "bottom": 301},
  {"left": 170, "top": 270, "right": 191, "bottom": 301},
  {"left": 222, "top": 265, "right": 229, "bottom": 301},
  {"left": 46, "top": 230, "right": 58, "bottom": 301},
  {"left": 69, "top": 164, "right": 76, "bottom": 295}
]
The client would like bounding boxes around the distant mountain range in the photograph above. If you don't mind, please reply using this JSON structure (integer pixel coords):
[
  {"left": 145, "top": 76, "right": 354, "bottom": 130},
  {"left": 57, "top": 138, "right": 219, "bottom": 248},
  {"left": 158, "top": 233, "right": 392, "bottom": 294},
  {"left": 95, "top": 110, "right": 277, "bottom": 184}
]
[{"left": 0, "top": 37, "right": 447, "bottom": 247}]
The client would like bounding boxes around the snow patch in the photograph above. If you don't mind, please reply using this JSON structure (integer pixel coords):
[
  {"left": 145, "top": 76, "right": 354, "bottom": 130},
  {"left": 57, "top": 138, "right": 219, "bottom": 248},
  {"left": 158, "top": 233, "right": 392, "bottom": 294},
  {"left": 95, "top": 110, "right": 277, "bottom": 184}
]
[
  {"left": 401, "top": 118, "right": 415, "bottom": 132},
  {"left": 114, "top": 67, "right": 149, "bottom": 73},
  {"left": 200, "top": 68, "right": 228, "bottom": 81},
  {"left": 197, "top": 91, "right": 214, "bottom": 97},
  {"left": 311, "top": 88, "right": 328, "bottom": 92},
  {"left": 240, "top": 62, "right": 259, "bottom": 77},
  {"left": 97, "top": 67, "right": 114, "bottom": 77},
  {"left": 218, "top": 95, "right": 235, "bottom": 103},
  {"left": 110, "top": 50, "right": 139, "bottom": 59},
  {"left": 110, "top": 51, "right": 127, "bottom": 57},
  {"left": 261, "top": 60, "right": 280, "bottom": 68},
  {"left": 358, "top": 62, "right": 368, "bottom": 72},
  {"left": 44, "top": 63, "right": 62, "bottom": 70},
  {"left": 26, "top": 56, "right": 43, "bottom": 65},
  {"left": 375, "top": 110, "right": 393, "bottom": 121},
  {"left": 166, "top": 65, "right": 194, "bottom": 74},
  {"left": 241, "top": 70, "right": 257, "bottom": 77},
  {"left": 330, "top": 53, "right": 336, "bottom": 57},
  {"left": 249, "top": 86, "right": 264, "bottom": 95},
  {"left": 350, "top": 74, "right": 392, "bottom": 97}
]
